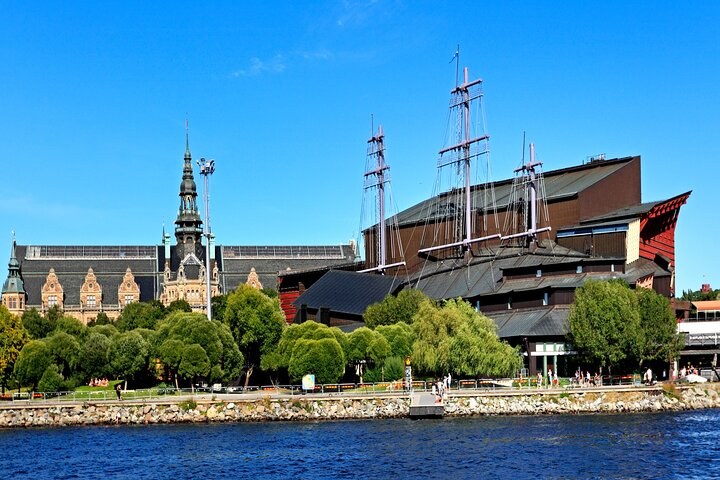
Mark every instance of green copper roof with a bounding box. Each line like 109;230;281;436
2;238;25;294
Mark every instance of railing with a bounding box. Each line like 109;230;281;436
0;375;675;404
684;333;720;346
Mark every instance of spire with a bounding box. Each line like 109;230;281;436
2;231;25;295
185;119;191;159
175;127;203;260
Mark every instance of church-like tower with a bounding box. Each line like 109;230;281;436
174;130;204;260
2;234;26;315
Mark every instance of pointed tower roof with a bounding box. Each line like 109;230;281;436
2;233;25;294
174;127;204;259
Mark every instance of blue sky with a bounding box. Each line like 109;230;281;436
1;1;717;294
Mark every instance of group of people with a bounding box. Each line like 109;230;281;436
88;378;109;387
573;369;601;387
431;374;452;401
536;368;559;388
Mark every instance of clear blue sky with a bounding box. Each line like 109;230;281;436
1;2;717;294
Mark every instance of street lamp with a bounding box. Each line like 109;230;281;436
196;157;215;321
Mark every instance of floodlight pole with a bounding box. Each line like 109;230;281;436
197;157;215;321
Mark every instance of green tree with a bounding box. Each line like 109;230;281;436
0;305;29;392
109;331;150;389
93;312;111;326
568;279;641;374
288;338;345;384
45;332;81;378
447;301;521;377
636;287;684;365
345;327;390;381
167;299;192;313
211;293;229;322
261;321;344;373
376;322;414;357
223;284;286;386
14;340;52;391
155;312;243;384
364;356;405;383
37;363;65;393
260;288;278;299
89;323;118;339
54;316;87;339
156;339;185;390
364;289;427;329
79;332;112;379
178;344;210;392
116;301;165;332
21;307;54;340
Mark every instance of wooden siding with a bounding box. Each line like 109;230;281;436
578;156;641;221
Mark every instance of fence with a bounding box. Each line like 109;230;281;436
0;374;665;404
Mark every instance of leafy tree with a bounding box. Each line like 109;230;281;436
79;332;112;379
211;293;229;322
364;289;427;329
93;312;111;326
116;301;165;332
167;299;192;313
447;301;521;377
223;284;286;386
14;340;52;391
364;356;405;383
0;305;29;392
636;287;684;365
288;338;345;384
178;344;210;392
45;332;81;378
155;312;242;384
260;288;278;299
261;321;344;373
54;316;87;339
345;327;390;380
109;331;150;389
568;279;641;374
22;307;54;340
37;363;65;393
156;339;185;390
376;322;414;358
89;323;118;339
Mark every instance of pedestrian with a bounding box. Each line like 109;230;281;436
447;373;452;390
547;368;553;389
536;372;542;389
115;383;122;401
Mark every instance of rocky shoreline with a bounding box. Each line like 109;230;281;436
0;385;718;428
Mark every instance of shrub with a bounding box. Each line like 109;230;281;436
37;364;65;393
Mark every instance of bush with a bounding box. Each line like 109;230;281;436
37;364;65;393
288;338;345;384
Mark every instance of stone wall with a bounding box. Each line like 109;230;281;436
1;385;718;429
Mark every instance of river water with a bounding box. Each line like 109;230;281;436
1;409;719;479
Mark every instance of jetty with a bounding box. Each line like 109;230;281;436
409;392;444;419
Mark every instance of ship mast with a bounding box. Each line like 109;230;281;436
359;125;406;273
419;66;500;258
501;143;551;244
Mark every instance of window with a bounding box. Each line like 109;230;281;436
124;295;134;305
536;269;542;278
87;295;96;307
48;295;58;307
8;298;17;309
610;264;615;272
543;292;549;306
475;300;481;312
507;296;512;310
576;265;583;274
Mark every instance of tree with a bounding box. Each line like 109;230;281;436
376;322;414;357
93;312;111;326
178;344;210;392
0;305;29;392
14;340;52;391
345;327;390;381
54;316;87;339
79;332;112;379
223;285;286;387
447;301;521;377
211;293;229;322
109;331;150;389
636;287;684;365
411;298;521;377
167;299;192;313
568;279;641;374
364;289;427;329
261;321;344;373
156;339;185;390
155;312;243;384
116;301;165;332
37;364;64;393
288;338;345;384
45;332;81;378
21;307;53;340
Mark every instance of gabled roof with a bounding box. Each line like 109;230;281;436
487;306;571;338
579;191;692;226
293;270;403;317
692;301;720;312
393;156;636;227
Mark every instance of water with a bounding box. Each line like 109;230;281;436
1;410;720;479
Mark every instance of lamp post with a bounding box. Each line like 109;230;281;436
197;157;215;321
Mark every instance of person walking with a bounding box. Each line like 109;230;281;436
115;383;122;401
547;368;553;389
537;372;543;389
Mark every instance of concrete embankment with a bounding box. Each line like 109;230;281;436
0;384;718;428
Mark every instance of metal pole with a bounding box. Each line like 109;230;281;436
197;158;215;321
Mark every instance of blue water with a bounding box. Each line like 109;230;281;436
1;410;719;479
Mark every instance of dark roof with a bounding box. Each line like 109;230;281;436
487;306;571;338
393;156;636;227
293;270;403;317
578;191;692;226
